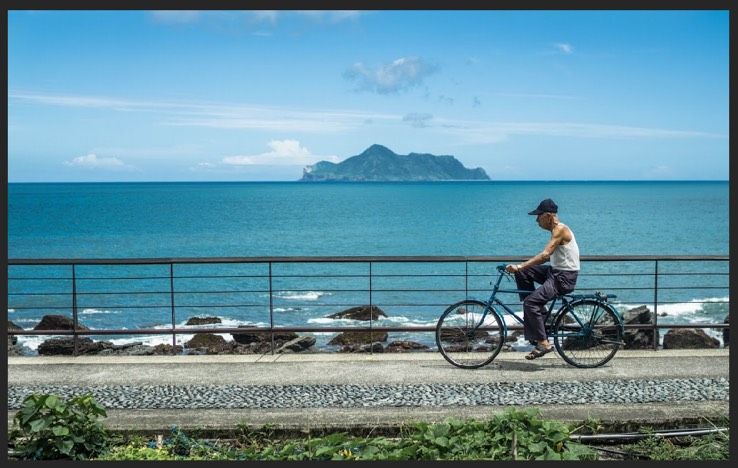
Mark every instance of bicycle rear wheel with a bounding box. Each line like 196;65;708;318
552;299;623;368
435;299;504;369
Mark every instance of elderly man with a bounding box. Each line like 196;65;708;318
506;198;580;360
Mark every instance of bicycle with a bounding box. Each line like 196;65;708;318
435;264;624;369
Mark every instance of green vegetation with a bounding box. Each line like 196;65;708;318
9;393;110;460
622;427;729;460
97;409;596;461
8;393;728;461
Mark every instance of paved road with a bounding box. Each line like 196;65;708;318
7;349;729;432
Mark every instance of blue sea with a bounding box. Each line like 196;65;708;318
7;181;730;352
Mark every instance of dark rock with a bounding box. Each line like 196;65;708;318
438;328;488;343
663;328;720;349
231;326;298;345
328;331;388;346
185;333;228;350
8;320;23;345
723;315;729;347
622;305;658;349
37;337;113;355
340;342;384;353
185;316;222;326
98;344;156;356
152;343;184;355
326;305;387;321
34;315;90;331
506;331;522;343
276;336;316;353
385;341;430;352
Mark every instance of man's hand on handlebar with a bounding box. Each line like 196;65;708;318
505;264;521;274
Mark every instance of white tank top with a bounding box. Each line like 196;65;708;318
551;225;580;271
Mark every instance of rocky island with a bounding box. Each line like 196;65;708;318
300;144;490;182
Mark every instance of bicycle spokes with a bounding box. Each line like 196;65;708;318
436;300;504;369
552;299;623;368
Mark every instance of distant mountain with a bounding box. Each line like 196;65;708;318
300;144;490;181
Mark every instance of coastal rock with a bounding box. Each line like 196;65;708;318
8;320;23;345
385;341;429;352
622;305;658;349
276;336;316;353
326;305;387;321
722;315;729;347
33;315;90;331
663;328;720;349
98;344;156;356
152;344;184;355
185;333;228;350
438;328;488;343
506;331;523;343
340;342;384;353
37;337;113;356
231;326;298;345
185;316;222;326
328;331;388;346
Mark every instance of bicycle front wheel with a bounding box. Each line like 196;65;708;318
435;299;505;369
552;299;623;368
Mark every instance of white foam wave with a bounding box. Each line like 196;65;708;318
274;307;303;313
79;308;119;315
8;309;15;313
275;291;331;301
614;296;729;318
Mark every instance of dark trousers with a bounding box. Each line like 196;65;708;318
514;265;579;342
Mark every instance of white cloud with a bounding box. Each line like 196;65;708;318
63;154;137;171
221;140;339;166
403;113;433;128
554;43;574;54
344;56;439;94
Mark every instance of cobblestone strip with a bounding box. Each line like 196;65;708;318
7;378;728;410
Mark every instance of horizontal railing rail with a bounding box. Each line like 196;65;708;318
7;255;729;355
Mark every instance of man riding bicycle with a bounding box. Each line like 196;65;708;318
505;198;580;360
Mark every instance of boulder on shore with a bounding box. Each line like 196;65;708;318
328;331;388;346
276;336;316;353
37;337;113;355
231;326;298;345
385;341;430;352
185;333;228;349
340;342;384;353
326;305;387;321
33;315;90;331
622;305;658;349
663;328;720;349
185;316;222;326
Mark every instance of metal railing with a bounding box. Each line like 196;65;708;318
7;255;729;355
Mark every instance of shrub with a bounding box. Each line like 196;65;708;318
9;393;109;460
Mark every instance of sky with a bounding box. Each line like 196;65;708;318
7;10;729;182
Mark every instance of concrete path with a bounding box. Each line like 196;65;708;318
7;349;729;432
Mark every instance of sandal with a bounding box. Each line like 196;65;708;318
525;345;554;360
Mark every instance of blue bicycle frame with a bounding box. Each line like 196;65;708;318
477;265;621;341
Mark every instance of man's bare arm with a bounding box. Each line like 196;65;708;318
507;226;566;272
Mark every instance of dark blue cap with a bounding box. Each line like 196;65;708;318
528;198;558;215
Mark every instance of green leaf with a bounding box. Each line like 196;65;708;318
45;395;61;409
52;426;70;436
434;436;449;448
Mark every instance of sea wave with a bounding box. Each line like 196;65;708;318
274;291;331;301
613;296;729;318
79;308;119;315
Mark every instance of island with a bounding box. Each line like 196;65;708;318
299;144;490;181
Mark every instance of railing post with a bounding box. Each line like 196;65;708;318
269;262;274;355
170;263;176;355
369;261;373;355
465;260;469;301
72;264;78;357
653;260;659;351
